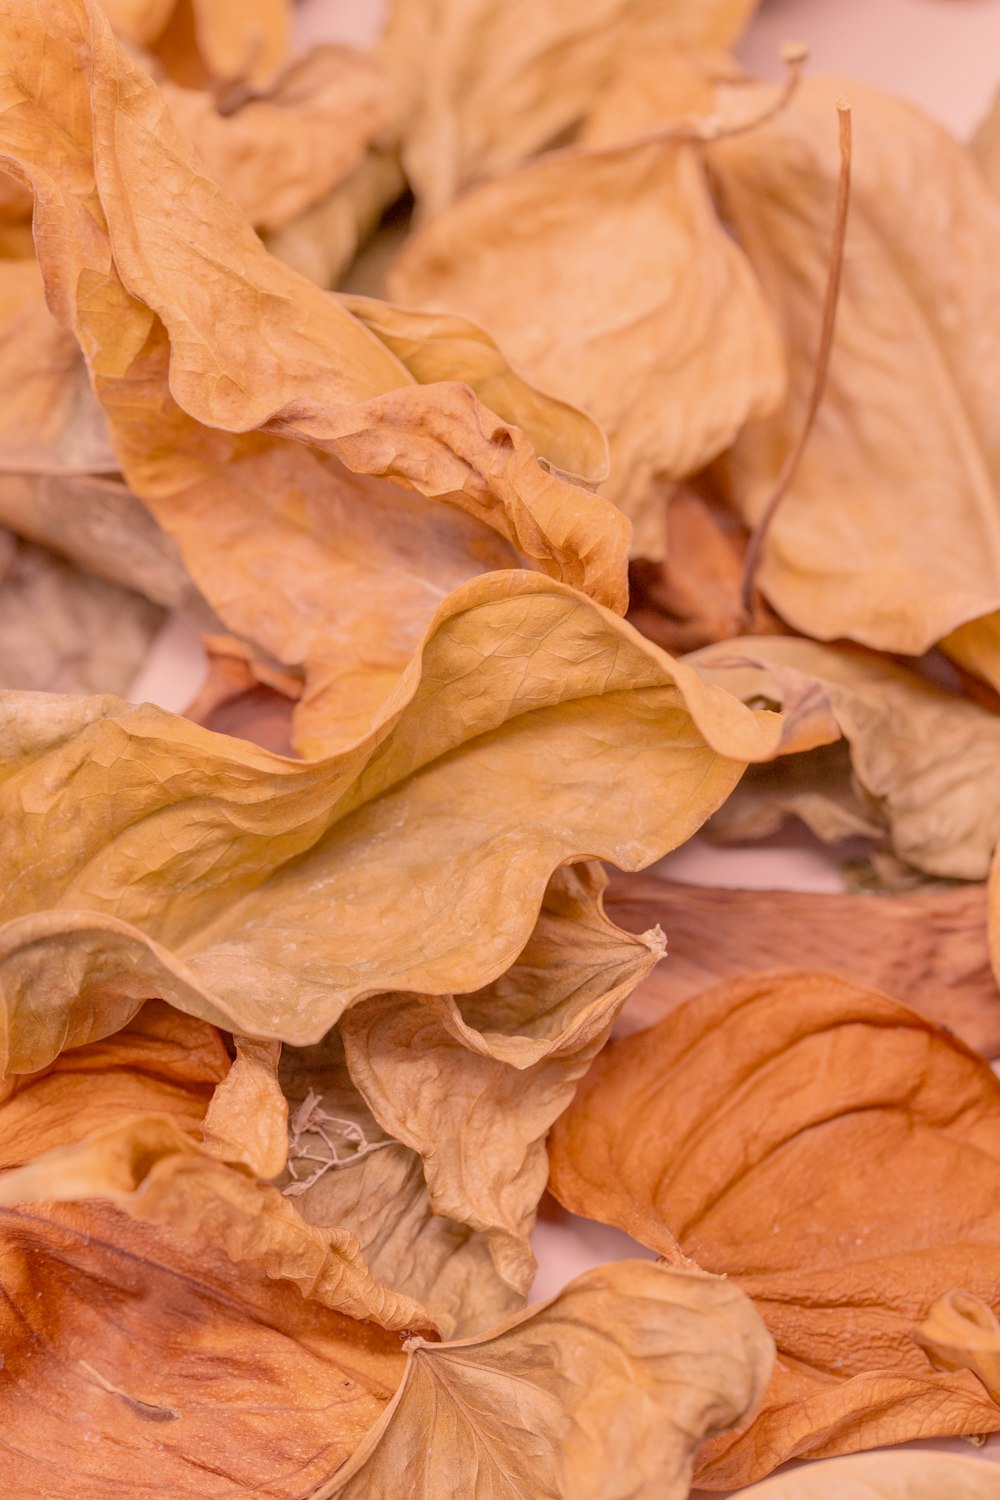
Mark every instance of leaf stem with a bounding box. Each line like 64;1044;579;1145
740;102;853;624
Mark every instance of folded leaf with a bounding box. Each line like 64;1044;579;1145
201;1035;288;1178
0;1198;405;1496
0;1112;436;1332
690;636;1000;880
0;0;631;749
710;77;1000;659
280;1028;519;1338
389;128;784;536
732;1452;1000;1499
0;999;228;1163
549;971;1000;1486
915;1290;1000;1401
0;570;779;1078
605;870;1000;1056
317;1260;774;1499
340;863;663;1322
338;293;609;484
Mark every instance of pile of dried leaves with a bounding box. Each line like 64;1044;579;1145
2;0;1000;1493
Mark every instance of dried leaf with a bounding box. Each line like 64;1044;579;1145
732;1452;1000;1499
710;78;1000;663
149;0;290;87
690;636;1000;880
318;1260;774;1500
0;0;633;746
0;1199;405;1495
0;527;163;695
338;293;609;483
972;87;1000;196
605;870;1000;1056
389;130;784;536
0;999;228;1162
340;863;663;1326
264;149;405;289
200;1034;288;1178
380;0;759;212
549;971;1000;1486
279;1030;517;1339
915;1290;1000;1401
160;46;388;232
0;570;779;1079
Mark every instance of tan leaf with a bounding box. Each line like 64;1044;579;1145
279;1029;519;1338
915;1290;1000;1402
160;46;388;232
731;1452;1000;1499
340;863;663;1323
0;570;780;1079
710;77;1000;661
690;635;1000;880
201;1035;288;1178
338;293;609;484
549;971;1000;1486
0;1112;436;1332
317;1260;774;1500
183;633;300;753
264;149;405;290
380;0;760;213
0;527;164;695
0;0;633;747
389;128;785;537
0;1198;405;1496
605;870;1000;1056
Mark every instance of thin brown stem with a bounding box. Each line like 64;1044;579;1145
740;102;853;625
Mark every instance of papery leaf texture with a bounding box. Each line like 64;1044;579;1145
0;570;779;1079
316;1260;773;1500
549;970;1000;1486
730;1451;1000;1499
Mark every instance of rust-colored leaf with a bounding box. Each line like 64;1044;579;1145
549;971;1000;1486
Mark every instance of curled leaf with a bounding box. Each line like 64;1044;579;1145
915;1290;1000;1402
389;128;784;537
317;1260;774;1499
549;971;1000;1485
0;572;778;1078
690;635;1000;880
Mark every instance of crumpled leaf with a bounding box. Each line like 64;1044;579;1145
0;570;780;1079
915;1290;1000;1402
0;1111;436;1331
0;0;633;748
160;45;388;232
379;0;760;213
338;293;609;484
279;1028;518;1339
690;636;1000;880
200;1034;288;1178
318;1259;774;1500
389;126;784;538
732;1452;1000;1499
549;970;1000;1486
0;1197;406;1496
710;77;1000;669
183;633;300;753
605;869;1000;1056
0;999;228;1161
339;862;663;1325
0;526;164;694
